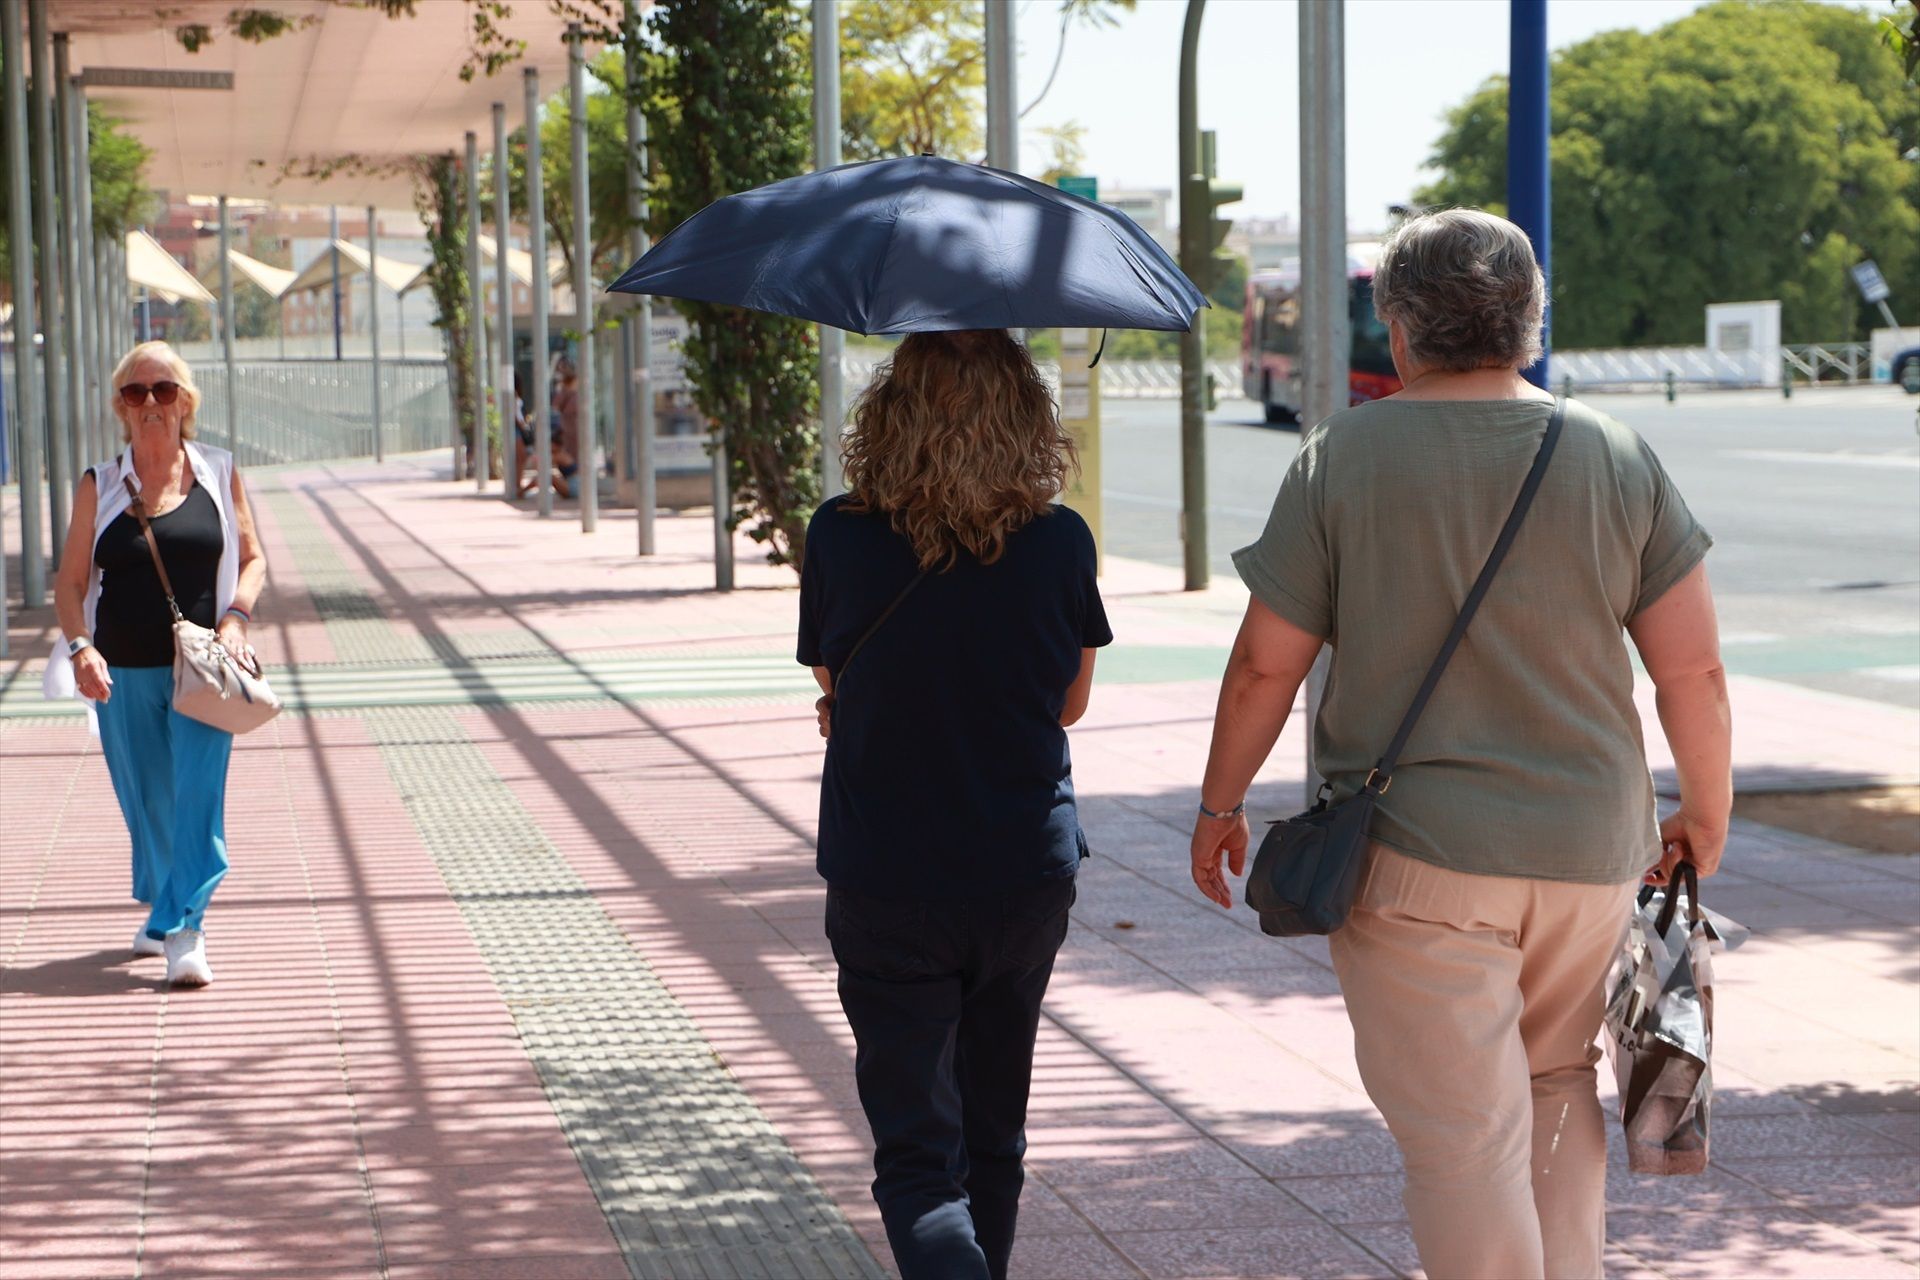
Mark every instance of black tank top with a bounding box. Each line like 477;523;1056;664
93;481;223;668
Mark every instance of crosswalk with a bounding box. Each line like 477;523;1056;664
0;651;817;719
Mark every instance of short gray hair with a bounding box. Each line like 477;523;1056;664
1371;209;1544;372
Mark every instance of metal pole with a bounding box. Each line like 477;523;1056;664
368;205;383;462
33;12;68;565
1177;0;1206;591
3;0;44;606
1508;0;1550;387
69;77;99;469
712;419;734;592
984;0;1017;170
525;67;553;517
813;0;845;499
55;35;81;482
218;195;238;460
568;24;597;532
1300;0;1348;803
465;130;489;492
625;0;655;552
328;204;343;360
492;102;513;501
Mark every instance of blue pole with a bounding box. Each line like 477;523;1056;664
1508;0;1550;387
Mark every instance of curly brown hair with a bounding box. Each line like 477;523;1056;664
841;330;1079;572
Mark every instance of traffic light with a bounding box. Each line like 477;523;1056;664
1184;130;1241;297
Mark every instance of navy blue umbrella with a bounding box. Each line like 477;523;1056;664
607;155;1208;336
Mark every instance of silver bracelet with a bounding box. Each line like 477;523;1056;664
1198;799;1245;821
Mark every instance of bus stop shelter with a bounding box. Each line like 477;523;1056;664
4;0;599;617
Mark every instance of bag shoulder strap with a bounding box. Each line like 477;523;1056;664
1368;396;1567;791
833;569;928;688
121;475;185;622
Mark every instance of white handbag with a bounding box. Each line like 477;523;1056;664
122;477;281;735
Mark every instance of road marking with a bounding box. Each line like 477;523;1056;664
1859;665;1920;684
1727;449;1920;471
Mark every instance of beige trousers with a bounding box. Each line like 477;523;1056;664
1328;844;1636;1280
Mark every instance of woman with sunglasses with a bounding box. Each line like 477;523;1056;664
47;341;268;989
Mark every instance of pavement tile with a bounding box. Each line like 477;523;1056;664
1710;1114;1914;1159
1271;1174;1407;1226
1058;1177;1321;1233
1607;1205;1919;1278
1805;1203;1920;1264
1217;1124;1405;1179
385;1254;631;1280
1006;1230;1146;1279
1106;1223;1391;1279
1718;1154;1920;1206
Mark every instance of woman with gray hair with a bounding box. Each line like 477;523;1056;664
1187;209;1730;1277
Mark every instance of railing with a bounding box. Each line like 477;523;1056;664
843;353;1246;400
1782;342;1871;384
1547;346;1779;390
193;359;452;468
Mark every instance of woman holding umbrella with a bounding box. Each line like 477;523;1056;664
798;329;1109;1280
609;154;1206;1280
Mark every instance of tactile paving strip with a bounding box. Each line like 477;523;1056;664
367;705;885;1280
258;480;883;1278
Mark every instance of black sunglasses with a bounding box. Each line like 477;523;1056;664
119;380;181;407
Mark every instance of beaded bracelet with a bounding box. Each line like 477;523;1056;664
223;605;252;624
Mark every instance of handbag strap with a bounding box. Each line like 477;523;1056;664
1368;396;1567;791
121;475;186;623
832;569;928;689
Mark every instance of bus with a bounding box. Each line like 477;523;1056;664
1242;243;1401;424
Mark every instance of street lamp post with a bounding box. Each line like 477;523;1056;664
219;195;239;461
1299;0;1349;802
1176;0;1206;592
813;0;845;499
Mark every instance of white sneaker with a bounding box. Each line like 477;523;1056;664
164;928;213;988
133;926;165;958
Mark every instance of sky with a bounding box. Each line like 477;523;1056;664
1010;0;1858;230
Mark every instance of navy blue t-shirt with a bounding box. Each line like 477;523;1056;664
798;497;1113;901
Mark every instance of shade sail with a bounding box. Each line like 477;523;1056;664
215;248;298;299
476;234;568;290
283;240;428;297
125;229;215;304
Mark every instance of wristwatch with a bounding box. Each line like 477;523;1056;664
66;635;93;657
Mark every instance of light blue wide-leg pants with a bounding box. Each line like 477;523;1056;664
95;666;233;941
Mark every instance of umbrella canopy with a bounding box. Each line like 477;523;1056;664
608;155;1207;335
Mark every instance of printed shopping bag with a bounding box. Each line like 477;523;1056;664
1603;861;1748;1175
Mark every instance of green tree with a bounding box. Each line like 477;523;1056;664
648;0;819;570
415;152;490;475
0;91;155;299
1417;1;1919;346
840;0;985;161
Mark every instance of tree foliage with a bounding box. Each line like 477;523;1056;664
647;0;819;570
0;85;155;299
1417;1;1920;347
839;0;985;161
415;153;488;473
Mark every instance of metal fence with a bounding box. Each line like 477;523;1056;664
842;353;1246;400
1783;342;1871;384
1547;346;1778;390
193;359;452;468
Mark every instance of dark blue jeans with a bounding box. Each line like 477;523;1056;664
826;878;1076;1280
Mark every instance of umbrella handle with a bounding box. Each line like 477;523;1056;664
1088;328;1109;368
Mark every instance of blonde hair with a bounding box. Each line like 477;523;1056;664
842;330;1078;571
110;341;202;441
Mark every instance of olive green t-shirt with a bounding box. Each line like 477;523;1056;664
1232;397;1711;885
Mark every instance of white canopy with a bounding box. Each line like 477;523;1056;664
283;240;428;297
476;233;569;290
41;2;596;207
214;248;298;299
125;229;216;304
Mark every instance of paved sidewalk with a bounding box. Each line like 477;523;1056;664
3;454;1915;1280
